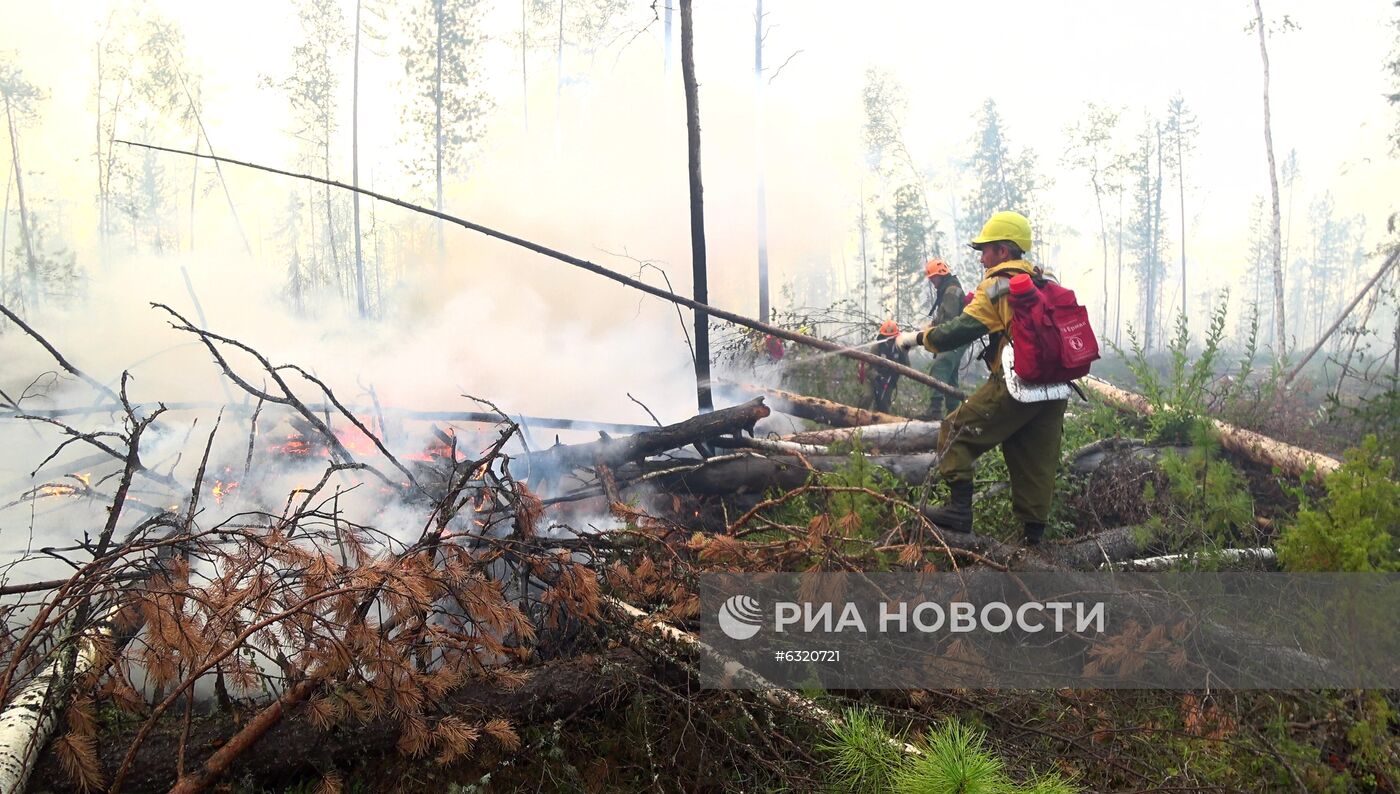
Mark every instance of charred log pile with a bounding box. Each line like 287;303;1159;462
0;301;1359;793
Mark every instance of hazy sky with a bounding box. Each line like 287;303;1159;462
2;0;1397;335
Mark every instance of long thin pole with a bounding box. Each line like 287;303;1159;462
679;0;712;412
116;140;965;400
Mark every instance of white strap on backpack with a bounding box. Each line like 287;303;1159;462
1001;343;1072;403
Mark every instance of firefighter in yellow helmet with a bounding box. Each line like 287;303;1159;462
920;257;968;420
895;211;1065;546
857;319;910;414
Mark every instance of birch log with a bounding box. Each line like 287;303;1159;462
0;620;110;794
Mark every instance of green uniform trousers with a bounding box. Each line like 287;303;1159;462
927;348;965;418
936;374;1067;524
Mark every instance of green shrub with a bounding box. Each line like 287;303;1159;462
820;712;1080;793
1119;297;1229;444
1155;425;1255;549
1278;435;1400;572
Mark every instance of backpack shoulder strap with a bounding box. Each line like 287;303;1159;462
984;276;1013;301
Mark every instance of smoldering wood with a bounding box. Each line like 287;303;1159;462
521;397;771;483
721;382;907;428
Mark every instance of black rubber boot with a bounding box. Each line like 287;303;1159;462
924;481;974;534
1023;522;1046;547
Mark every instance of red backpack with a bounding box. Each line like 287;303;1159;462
1005;272;1100;383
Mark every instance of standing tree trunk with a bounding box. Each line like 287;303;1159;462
1253;0;1285;354
4;94;38;312
1115;187;1124;346
95;45;105;264
520;0;529;130
1150;123;1164;349
188;129;200;251
351;0;368;317
1176;134;1186;320
754;0;769;323
679;0;712;413
555;0;564;149
323;119;341;303
860;178;869;319
1091;170;1108;333
664;0;673;74
434;0;445;262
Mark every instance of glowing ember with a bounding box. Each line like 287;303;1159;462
211;480;239;505
273;432;314;457
38;484;78;498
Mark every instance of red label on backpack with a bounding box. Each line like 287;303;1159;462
1007;279;1100;384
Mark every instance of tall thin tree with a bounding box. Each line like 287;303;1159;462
351;0;368;317
1064;103;1118;331
1163;93;1197;319
404;0;490;263
679;0;711;412
1252;0;1286;354
0;66;39;311
754;0;769;323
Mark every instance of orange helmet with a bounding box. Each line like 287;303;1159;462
924;258;951;278
878;319;900;337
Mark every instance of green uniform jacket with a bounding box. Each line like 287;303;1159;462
916;260;1037;375
929;277;965;326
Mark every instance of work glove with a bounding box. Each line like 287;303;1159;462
895;330;921;351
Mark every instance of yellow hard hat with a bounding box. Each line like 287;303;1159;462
969;211;1032;254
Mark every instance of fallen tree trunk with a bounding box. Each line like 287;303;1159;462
1110;548;1278;572
0;601;124;794
720;383;906;428
523;398;771;482
908;523;1158;572
31;650;648;794
785;420;942;453
1285;246;1398;384
636;451;938;495
1079;377;1340;480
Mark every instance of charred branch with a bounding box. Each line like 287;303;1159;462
522;397;771;484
